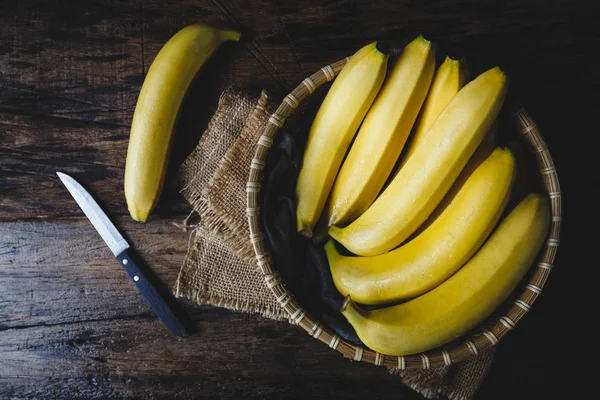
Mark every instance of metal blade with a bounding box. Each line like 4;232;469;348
57;172;129;256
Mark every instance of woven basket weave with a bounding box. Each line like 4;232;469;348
246;57;561;369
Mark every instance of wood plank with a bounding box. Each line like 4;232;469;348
141;0;306;91
0;0;145;220
0;313;422;399
0;215;189;328
0;0;142;121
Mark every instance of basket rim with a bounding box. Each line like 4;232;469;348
245;56;561;370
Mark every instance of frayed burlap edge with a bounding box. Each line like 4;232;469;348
201;91;271;263
173;273;288;321
173;226;288;322
174;88;287;322
178;87;256;229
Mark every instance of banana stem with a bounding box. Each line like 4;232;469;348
340;295;369;325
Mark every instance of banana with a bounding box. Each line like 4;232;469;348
341;193;550;355
327;147;515;304
397;56;468;171
326;36;435;227
408;121;498;237
296;42;389;237
329;67;508;256
125;24;240;222
296;42;388;237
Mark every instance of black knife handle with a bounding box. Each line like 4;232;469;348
117;249;189;336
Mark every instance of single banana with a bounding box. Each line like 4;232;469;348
125;24;240;222
397;56;468;171
408;121;498;237
327;147;515;304
296;42;389;237
326;36;435;227
329;67;508;256
341;193;550;355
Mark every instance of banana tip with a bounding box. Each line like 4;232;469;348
375;41;390;55
340;295;351;312
227;30;242;42
130;215;148;223
447;52;465;62
127;205;148;223
418;33;433;43
298;228;313;239
130;215;147;223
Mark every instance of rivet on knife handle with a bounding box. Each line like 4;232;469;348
117;249;189;337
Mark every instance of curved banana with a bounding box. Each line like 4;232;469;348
327;147;515;304
329;67;508;256
296;42;389;237
125;24;241;222
341;193;550;355
398;56;468;171
409;121;498;237
326;36;435;227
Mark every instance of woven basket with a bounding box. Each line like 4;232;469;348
246;56;561;369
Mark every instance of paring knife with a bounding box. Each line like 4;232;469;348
57;172;188;336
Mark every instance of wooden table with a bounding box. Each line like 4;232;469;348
1;1;593;398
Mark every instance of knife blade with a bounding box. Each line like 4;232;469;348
57;172;188;336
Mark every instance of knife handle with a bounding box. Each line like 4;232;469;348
117;249;189;336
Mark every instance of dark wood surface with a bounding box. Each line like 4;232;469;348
0;0;595;398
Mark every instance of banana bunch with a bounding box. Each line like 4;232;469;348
329;66;507;255
296;36;550;355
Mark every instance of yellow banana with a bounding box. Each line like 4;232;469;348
329;67;508;256
125;24;240;222
341;193;550;355
409;121;498;237
326;36;435;227
327;147;515;304
296;42;389;237
398;56;468;170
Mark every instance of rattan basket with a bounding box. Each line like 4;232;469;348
246;56;561;370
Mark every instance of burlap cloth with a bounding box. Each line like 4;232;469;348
173;88;495;400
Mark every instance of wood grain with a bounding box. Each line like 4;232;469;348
0;313;422;399
0;216;188;329
0;0;595;398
